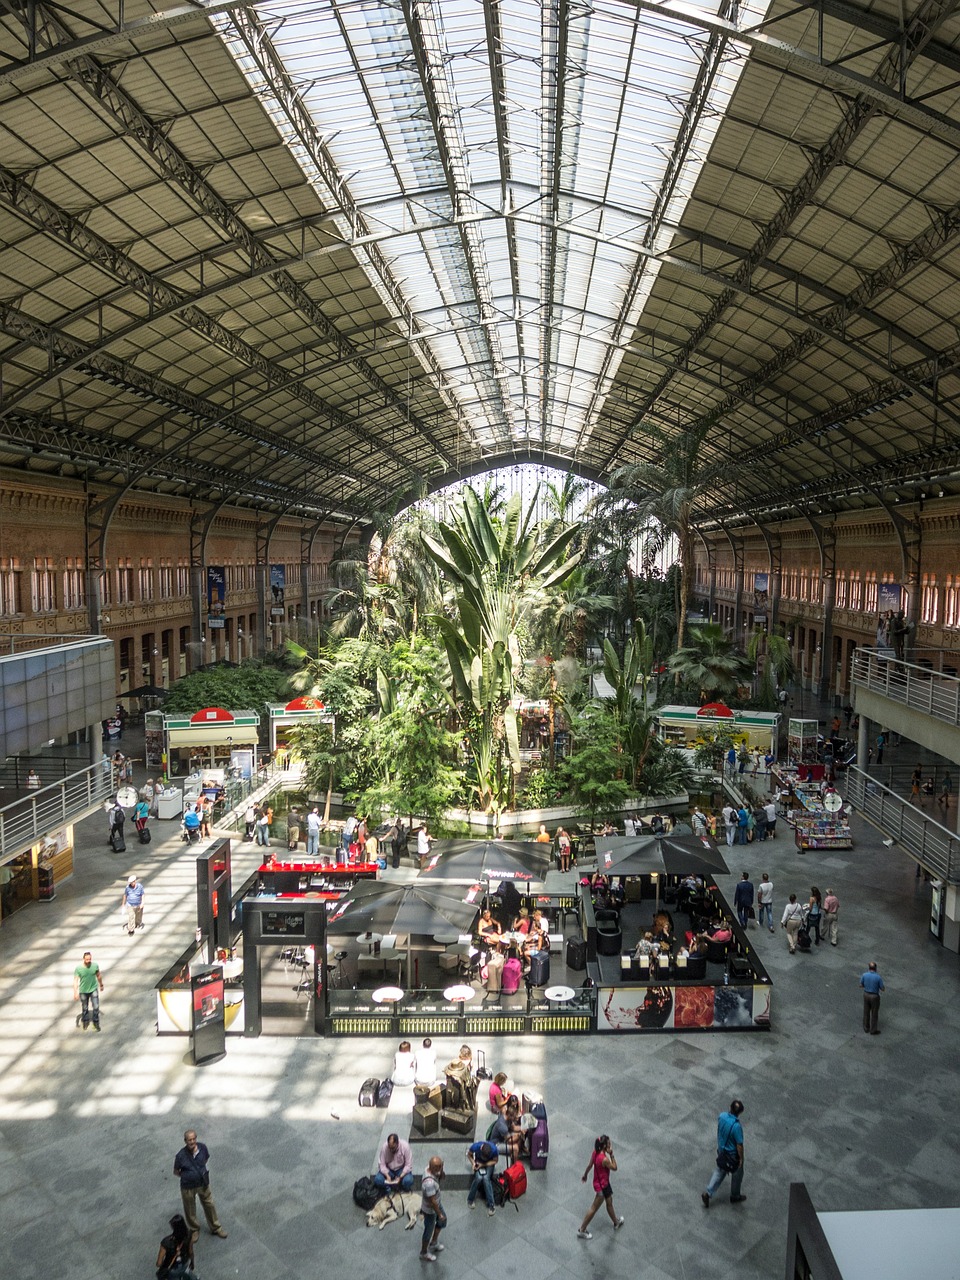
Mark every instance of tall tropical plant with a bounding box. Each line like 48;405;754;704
422;484;580;820
668;623;753;700
592;423;712;650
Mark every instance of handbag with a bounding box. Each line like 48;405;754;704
717;1147;739;1172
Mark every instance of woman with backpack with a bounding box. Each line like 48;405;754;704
155;1214;197;1279
577;1134;624;1239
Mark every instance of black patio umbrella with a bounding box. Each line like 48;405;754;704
120;684;167;698
327;880;480;987
594;834;730;912
420;839;552;882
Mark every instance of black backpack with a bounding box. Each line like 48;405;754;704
353;1176;381;1211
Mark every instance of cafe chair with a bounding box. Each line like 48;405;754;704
704;938;729;965
596;915;622;956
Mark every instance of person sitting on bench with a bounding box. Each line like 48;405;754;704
375;1133;414;1193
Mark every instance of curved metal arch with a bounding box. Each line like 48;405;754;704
6;205;952;454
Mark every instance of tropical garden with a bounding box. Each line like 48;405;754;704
168;469;792;829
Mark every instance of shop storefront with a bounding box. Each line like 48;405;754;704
656;704;780;754
147;706;260;778
267;696;335;762
0;824;75;921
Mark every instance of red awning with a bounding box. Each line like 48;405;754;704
697;702;734;718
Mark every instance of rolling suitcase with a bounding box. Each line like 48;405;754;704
474;1048;492;1081
566;936;586;970
110;828;126;853
358;1077;381;1107
503;1160;527;1200
138;826;151;845
527;951;550;987
529;1099;549;1169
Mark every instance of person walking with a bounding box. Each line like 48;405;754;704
577;1134;624;1239
781;894;804;953
254;805;269;847
173;1129;228;1242
733;872;754;928
860;961;885;1034
806;886;823;945
466;1139;498;1215
938;771;953;810
243;803;256;841
876;732;885;765
701;1099;746;1207
756;873;774;932
822;888;840;945
73;950;104;1032
418;1154;446;1262
722;803;736;848
121;874;145;935
155;1213;198;1279
306;806;322;856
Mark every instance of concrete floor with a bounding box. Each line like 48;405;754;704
1;735;958;1280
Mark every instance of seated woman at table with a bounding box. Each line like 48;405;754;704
633;932;659;959
478;909;502;938
511;908;531;934
392;1040;417;1086
652;912;674;949
691;918;732;952
501;945;523;995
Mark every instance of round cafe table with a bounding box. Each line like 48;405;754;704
357;931;383;954
443;983;477;1004
371;985;404;1005
544;984;576;1009
433;929;459;945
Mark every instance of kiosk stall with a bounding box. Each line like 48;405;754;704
656;704;780;755
267;696;335;762
155;706;260;778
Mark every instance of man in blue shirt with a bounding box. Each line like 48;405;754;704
121;875;145;936
860;961;885;1034
466;1139;498;1214
701;1099;745;1207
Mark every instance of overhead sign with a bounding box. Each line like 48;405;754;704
190;707;235;724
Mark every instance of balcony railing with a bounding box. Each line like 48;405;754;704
0;761;113;864
845;766;960;883
851;650;960;729
0;631;104;656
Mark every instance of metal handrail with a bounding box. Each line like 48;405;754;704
0;762;114;863
0;632;104;656
851;650;960;730
845;766;960;883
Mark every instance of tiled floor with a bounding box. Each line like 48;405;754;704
1;728;958;1280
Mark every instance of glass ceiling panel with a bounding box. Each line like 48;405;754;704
216;0;772;459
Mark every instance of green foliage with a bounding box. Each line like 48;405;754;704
160;659;293;723
668;623;753;699
422;483;581;819
693;727;737;771
518;766;564;810
560;704;631;827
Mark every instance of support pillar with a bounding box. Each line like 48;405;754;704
857;713;869;770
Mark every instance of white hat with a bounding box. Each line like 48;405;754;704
128;875;137;884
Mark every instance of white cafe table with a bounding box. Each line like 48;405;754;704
543;984;576;1009
443;984;477;1006
371;985;404;1005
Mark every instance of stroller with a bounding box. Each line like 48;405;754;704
180;813;202;843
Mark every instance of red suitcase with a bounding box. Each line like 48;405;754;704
504;1160;527;1200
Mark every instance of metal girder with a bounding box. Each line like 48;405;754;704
579;0;737;435
624;0;960;146
399;0;515;448
0;302;389;491
0;0;248;85
20;0;453;472
537;0;568;454
221;4;458;465
629;157;960;455
483;0;529;447
0;408;366;520
0;167;420;478
779;0;960;80
600;0;956;468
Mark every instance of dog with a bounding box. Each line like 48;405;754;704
365;1190;420;1231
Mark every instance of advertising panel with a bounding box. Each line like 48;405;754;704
206;566;226;629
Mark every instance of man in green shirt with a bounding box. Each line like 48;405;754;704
73;951;104;1031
